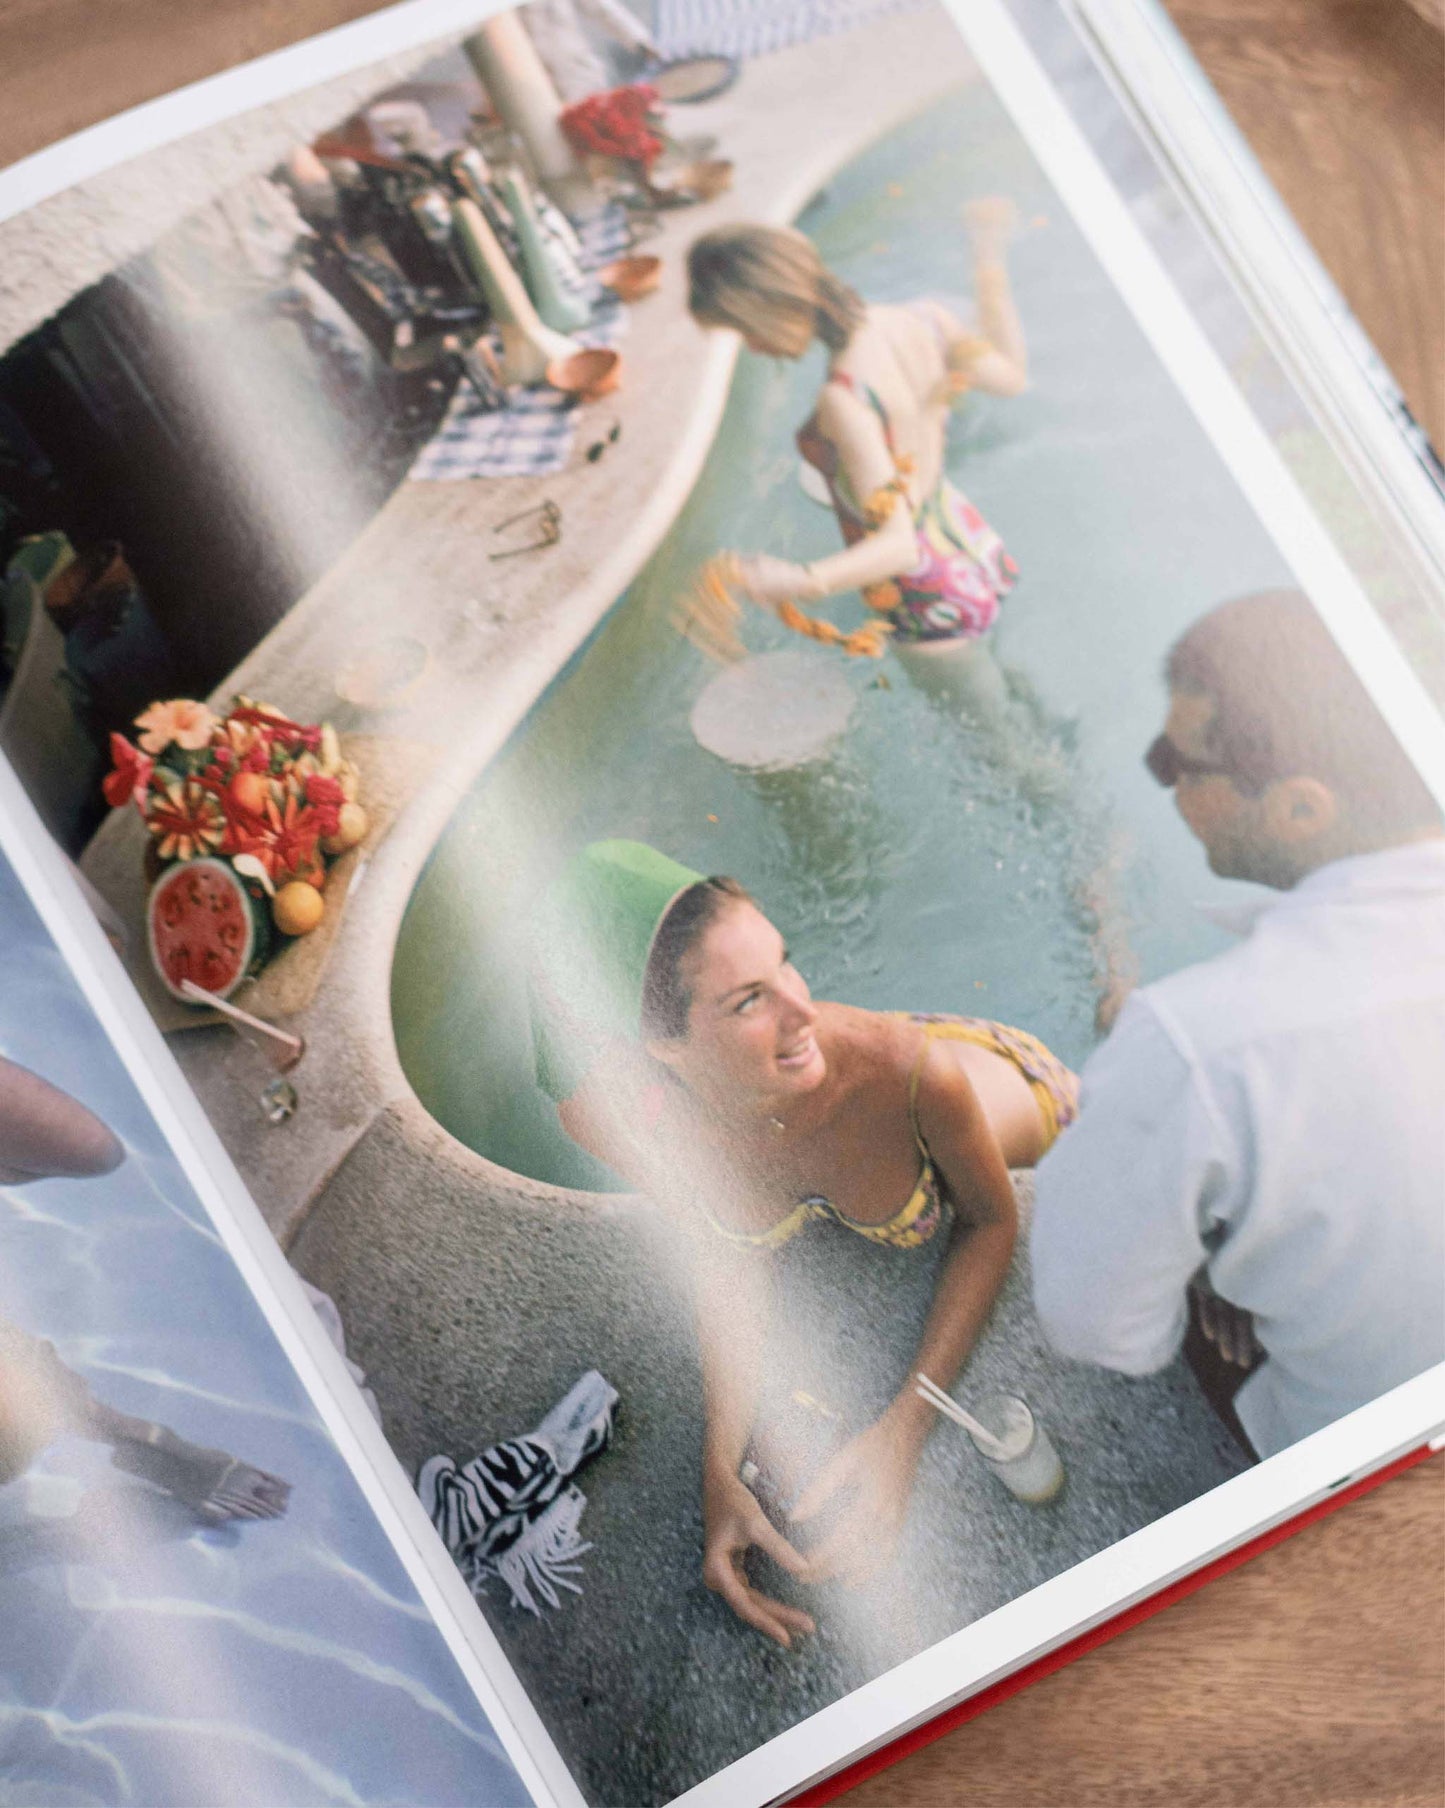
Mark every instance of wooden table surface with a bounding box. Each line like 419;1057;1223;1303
1;3;1441;1804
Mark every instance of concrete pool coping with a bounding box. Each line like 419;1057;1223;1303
81;8;981;1247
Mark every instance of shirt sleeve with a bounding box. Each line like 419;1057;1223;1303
1029;994;1232;1375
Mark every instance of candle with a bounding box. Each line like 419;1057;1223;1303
463;11;589;210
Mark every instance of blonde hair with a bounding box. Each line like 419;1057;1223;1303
687;224;864;352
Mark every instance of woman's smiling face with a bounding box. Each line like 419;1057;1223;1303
651;899;825;1107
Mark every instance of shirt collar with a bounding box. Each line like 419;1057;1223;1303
1196;837;1445;938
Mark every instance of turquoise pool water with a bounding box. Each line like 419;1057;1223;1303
393;84;1293;1189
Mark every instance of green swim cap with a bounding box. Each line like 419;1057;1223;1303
531;839;705;1102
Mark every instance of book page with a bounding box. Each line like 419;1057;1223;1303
0;812;546;1806
1;3;1441;1804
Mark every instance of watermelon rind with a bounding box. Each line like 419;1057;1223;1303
146;856;272;1003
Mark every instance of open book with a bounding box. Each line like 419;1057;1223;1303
1;3;1441;1803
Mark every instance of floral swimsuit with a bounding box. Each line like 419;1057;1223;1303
796;367;1018;645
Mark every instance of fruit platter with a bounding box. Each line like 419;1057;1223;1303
103;696;370;1006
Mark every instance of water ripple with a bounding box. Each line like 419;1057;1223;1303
63;1575;501;1753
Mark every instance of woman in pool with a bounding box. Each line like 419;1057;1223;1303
532;841;1077;1647
686;201;1028;712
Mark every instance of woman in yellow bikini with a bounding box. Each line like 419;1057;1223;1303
532;840;1077;1649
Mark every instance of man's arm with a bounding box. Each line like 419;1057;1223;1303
1030;996;1231;1374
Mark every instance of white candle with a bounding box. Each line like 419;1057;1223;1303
463;10;589;209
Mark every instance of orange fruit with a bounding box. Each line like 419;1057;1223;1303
229;770;269;815
272;880;325;936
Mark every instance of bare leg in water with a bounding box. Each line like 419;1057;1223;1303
894;639;1139;1034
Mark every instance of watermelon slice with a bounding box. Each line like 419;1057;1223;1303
147;857;271;1003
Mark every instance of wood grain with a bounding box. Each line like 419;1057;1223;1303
0;3;1441;1805
1165;0;1444;450
845;1460;1445;1808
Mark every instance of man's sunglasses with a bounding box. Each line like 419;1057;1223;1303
1145;733;1235;789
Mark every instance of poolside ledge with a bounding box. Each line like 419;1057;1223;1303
83;9;979;1244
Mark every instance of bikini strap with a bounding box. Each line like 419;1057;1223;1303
825;369;895;448
906;1024;937;1151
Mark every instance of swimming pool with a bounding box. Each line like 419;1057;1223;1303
392;83;1294;1188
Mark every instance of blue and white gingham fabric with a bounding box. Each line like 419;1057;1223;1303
655;0;928;58
410;204;634;482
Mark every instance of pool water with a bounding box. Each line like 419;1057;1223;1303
393;84;1292;1189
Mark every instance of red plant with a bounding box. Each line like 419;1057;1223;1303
102;735;154;810
560;84;663;170
303;773;345;839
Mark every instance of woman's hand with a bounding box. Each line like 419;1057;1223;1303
734;554;821;612
702;1466;817;1648
788;1399;927;1588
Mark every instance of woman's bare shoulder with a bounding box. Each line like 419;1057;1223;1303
818;1003;920;1088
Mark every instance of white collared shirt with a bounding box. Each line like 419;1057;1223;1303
1031;839;1445;1457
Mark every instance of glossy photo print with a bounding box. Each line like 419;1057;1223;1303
0;846;533;1808
0;2;1441;1806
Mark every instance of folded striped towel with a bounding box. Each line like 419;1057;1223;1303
417;1370;619;1614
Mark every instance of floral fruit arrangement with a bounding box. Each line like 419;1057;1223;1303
104;697;369;1002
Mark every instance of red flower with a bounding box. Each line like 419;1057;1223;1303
304;773;345;839
560;84;663;169
102;735;154;812
220;822;276;875
268;793;324;884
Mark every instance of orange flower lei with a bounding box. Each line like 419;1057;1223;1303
775;600;893;660
675;552;895;663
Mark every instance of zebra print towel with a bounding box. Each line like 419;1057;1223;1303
417;1370;619;1614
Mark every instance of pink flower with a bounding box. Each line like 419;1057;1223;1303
102;735;154;811
134;698;218;755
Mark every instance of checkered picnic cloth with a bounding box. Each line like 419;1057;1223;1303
409;204;634;482
655;0;929;58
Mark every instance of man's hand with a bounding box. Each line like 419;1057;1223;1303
702;1468;816;1648
788;1403;924;1589
1191;1277;1263;1368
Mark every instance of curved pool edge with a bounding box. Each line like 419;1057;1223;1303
85;10;981;1247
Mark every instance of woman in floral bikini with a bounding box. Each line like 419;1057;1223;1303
686;198;1028;713
687;209;1141;1033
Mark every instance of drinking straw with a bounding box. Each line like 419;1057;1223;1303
914;1371;1009;1458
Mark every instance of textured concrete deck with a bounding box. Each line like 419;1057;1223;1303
290;1129;1244;1806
